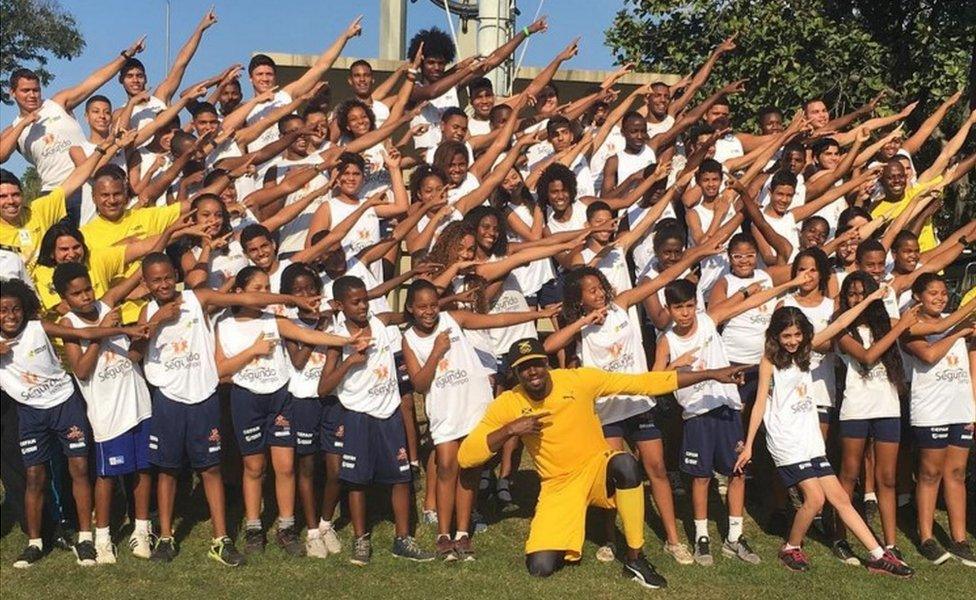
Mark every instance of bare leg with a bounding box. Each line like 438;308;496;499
872;441;899;547
156;469;177;538
821;475;883;552
835;436;867;540
348;487;367;537
199;465;228;538
602;437;626;545
297;454;318;530
24;465;47;539
424;450;437;512
915;448;944;542
435;441;460;537
943;445;970;542
391;482;411;538
94;478;114;529
241;453;266;522
132;471;152;520
637;439;681;545
691;477;710;520
67;456;92;531
399;393;420;464
320;453;341;522
269;446;296;520
788;479;826;547
726;473;745;518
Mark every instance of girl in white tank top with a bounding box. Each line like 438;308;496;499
710;235;776;366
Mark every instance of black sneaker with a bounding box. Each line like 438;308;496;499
918;538;951;565
275;525;304;557
73;540;97;566
863;499;879;522
52;523;77;552
392;536;435;562
350;534;371;566
622;553;668;589
694;535;713;566
779;546;810;572
886;545;906;563
243;528;266;555
13;544;44;568
150;537;177;563
831;540;860;566
209;536;246;567
866;549;914;578
947;540;976;567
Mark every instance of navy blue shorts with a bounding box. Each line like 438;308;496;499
535;276;563;308
336;406;411;486
149;390;222;470
394;351;414;395
732;362;759;405
776;456;834;488
913;424;975;449
680;405;745;478
292;397;325;456
95;419;151;477
230;385;294;455
17;392;91;468
839;417;900;443
602;407;662;443
321;396;343;454
817;406;837;425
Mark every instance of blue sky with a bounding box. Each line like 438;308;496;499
2;0;625;175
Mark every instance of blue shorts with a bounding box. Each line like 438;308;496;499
95;419;151;477
17;392;91;468
394;351;414;395
839;417;900;443
336;406;411;486
292;397;325;456
913;424;975;449
817;406;837;425
776;456;834;488
230;384;294;455
732;362;759;405
321;396;343;454
602;407;662;443
680;405;745;478
149;390;222;470
535;276;563;308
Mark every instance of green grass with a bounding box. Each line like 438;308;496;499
1;467;973;600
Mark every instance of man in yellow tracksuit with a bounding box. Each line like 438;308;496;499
458;338;746;589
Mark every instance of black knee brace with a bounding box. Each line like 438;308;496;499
607;452;643;491
525;550;563;577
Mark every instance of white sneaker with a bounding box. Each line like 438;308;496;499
306;535;329;559
95;539;116;565
422;509;438;525
664;541;694;565
128;531;153;559
596;543;616;563
319;523;342;555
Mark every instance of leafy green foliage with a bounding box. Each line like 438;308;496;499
0;0;85;104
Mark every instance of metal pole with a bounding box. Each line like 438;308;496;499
164;0;171;70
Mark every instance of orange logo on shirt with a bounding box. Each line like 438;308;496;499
208;428;221;443
373;364;390;379
797;383;808;399
436;358;449;374
66;425;85;441
170;339;188;354
21;372;40;386
356;229;370;241
608;342;623;359
42;133;55;146
308;352;326;365
947;354;959;367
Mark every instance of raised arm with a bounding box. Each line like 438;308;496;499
837;307;919;365
512;38;578;103
0;112;38;163
153;9;217;104
616;240;718;309
669;35;736;116
53;36;146;111
283;17;363;98
918;111;976;184
132;84;208;147
901;91;963;156
709;271;809;326
792;167;879;223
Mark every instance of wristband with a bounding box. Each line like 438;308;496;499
407;67;420;75
741;288;751;299
523;27;532;37
121;50;133;59
95;146;108;155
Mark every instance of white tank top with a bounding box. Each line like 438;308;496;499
0;320;75;409
758;172;807;213
506;203;554;296
765;211;800;261
579;245;640;329
403;312;494;444
133;147;173;207
245;90;293;152
270;155;330;254
581;303;655;424
446;172;480;206
720;270;776;364
713;133;744;165
664;314;741;418
128;95;168;142
487;271;537;357
333;315;400;418
690;202;734;296
909;329;975;427
638;260;705;319
369;99;391;128
546;201;588;234
646;115;675;139
286;317;331;399
627;201;677;275
63;303;151;441
13;99;86;190
781;295;837;407
191;240;249;290
838;325;901;420
764;364;825;466
327;195;381;281
216;310;290;394
144;290;218;403
410;83;459;149
615;145;656;186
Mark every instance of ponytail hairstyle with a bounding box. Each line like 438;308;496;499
403;278;440;323
838;271;907;393
764;306;813;370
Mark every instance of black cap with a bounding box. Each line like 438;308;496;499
507;338;548;370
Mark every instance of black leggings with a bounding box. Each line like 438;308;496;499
525;453;643;577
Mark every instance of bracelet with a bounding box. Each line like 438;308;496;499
95;146;107;155
523;27;532;37
407;67;420;76
741;288;751;299
121;50;132;59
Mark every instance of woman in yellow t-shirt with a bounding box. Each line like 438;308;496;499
31;220;193;319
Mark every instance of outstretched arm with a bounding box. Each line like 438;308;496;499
669;34;736;116
918;111;976;184
901;91;963;156
153;9;217;104
283;17;363;98
53;36;146;111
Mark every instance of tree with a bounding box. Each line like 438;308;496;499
1;0;85;104
607;0;976;223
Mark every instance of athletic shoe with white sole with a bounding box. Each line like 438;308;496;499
831;539;860;565
129;530;154;559
319;522;342;554
947;540;976;567
95;539;117;565
454;534;476;562
74;540;97;566
694;536;714;566
663;541;694;565
596;543;616;563
865;550;914;578
722;537;761;564
779;546;810;572
392;536;435;562
13;544;43;569
306;535;329;559
350;534;372;566
622;553;668;589
209;536;245;567
918;538;951;565
150;537;177;563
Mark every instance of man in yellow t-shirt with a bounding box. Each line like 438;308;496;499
869;160;941;251
458;338;745;588
80;167;184;322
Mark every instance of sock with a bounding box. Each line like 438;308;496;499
78;531;93;543
278;516;295;529
614;485;646;551
134;519;150;535
454;531;469;541
885;543;895;550
213;536;226;544
694;519;709;541
245;519;262;531
728;516;744;543
783;543;801;551
864;492;877;502
307;528;321;540
28;538;43;551
437;533;450;541
319;519;333;531
95;527;111;543
868;546;884;560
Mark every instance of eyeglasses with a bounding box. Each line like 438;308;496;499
730;253;756;261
